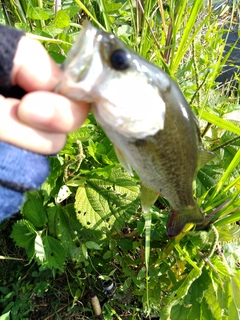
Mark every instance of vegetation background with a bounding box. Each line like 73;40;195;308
0;0;240;319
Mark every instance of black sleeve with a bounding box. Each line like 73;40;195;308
0;24;26;98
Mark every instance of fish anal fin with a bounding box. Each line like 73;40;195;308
199;146;215;168
140;182;159;213
167;203;204;238
113;145;133;176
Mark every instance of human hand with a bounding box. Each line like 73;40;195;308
0;36;90;154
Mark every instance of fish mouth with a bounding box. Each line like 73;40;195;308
55;21;99;100
63;21;97;82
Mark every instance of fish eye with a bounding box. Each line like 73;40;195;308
110;49;130;71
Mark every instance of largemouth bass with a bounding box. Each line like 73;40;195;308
57;21;214;237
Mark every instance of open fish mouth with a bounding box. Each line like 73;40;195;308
55;21;98;100
64;22;96;81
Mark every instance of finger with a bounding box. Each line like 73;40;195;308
17;91;90;133
11;36;62;91
0;97;66;154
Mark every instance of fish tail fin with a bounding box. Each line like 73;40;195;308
167;203;204;238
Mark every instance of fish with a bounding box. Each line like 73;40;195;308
57;21;214;238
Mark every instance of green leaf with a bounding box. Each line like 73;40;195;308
48;51;65;64
85;241;101;250
196;165;221;197
41;156;63;201
230;271;240;319
21;192;47;228
171;303;190;320
86;137;115;165
103;250;112;259
27;7;53;20
204;268;240;320
117;24;132;38
223;242;240;270
42;25;64;37
0;311;10;320
105;0;122;13
218;224;240;243
88;140;100;163
41;236;66;271
81;243;88;260
171;269;210;320
210;256;232;277
53;10;70;28
74;167;139;240
47;206;76;255
117;238;133;251
11;220;36;259
57;33;73;54
123;277;132;292
174;244;200;271
63;124;98;151
64;6;81;18
161;262;204;318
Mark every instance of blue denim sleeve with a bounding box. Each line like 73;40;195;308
0;142;50;221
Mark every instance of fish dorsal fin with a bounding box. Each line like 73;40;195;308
198;146;215;168
113;145;133;176
140;182;159;213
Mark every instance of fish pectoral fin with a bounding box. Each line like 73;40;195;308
140;182;159;212
113;145;133;176
199;146;215;167
166;203;204;238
